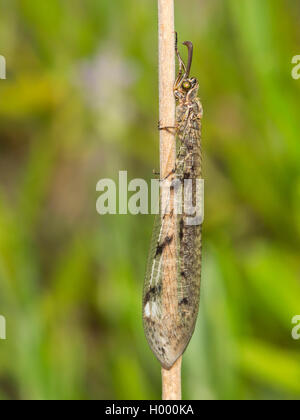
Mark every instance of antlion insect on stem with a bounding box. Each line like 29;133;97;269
143;0;203;401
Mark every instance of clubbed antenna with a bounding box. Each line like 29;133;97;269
182;41;193;77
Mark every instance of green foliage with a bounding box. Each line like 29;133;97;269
0;0;299;400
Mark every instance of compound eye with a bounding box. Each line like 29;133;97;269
182;81;191;91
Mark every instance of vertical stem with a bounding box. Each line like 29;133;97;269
162;356;182;400
158;0;175;181
158;0;181;401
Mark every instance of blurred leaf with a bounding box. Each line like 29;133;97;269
240;339;300;396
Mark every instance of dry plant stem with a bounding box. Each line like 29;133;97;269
158;0;181;401
162;357;182;400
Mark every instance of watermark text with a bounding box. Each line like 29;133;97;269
292;315;300;340
0;316;6;340
291;55;300;80
96;171;204;226
0;55;6;79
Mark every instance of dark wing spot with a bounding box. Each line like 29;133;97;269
144;285;161;305
155;244;163;257
179;297;189;305
165;235;174;245
144;290;151;304
155;235;174;257
179;219;184;240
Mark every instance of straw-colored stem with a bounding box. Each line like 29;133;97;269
158;0;181;401
162;357;182;400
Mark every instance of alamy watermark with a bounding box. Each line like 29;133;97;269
291;55;300;80
96;171;204;226
0;315;6;340
0;55;6;79
291;315;300;340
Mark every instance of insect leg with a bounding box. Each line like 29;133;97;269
158;121;177;134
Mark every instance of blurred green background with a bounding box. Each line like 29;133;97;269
0;0;300;400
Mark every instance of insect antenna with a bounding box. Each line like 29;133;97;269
182;41;193;77
175;33;187;77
